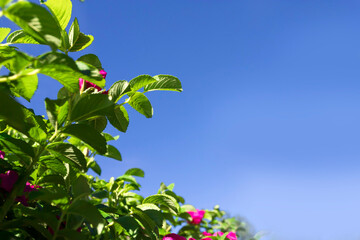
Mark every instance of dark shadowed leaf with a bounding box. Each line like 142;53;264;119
61;124;107;154
0;133;34;157
0;90;26;132
47;143;86;170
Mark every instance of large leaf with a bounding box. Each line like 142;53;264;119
0;133;34;158
144;75;182;92
72;175;91;198
0;0;11;8
35;52;104;92
61;123;107;154
45;98;68;128
143;194;179;215
129;75;157;91
10;69;38;101
69;32;94;52
44;0;72;30
103;145;122;161
6;30;40;45
0;91;26;132
68;200;105;234
106;105;129;132
70;94;113;122
0;28;10;42
128;92;153;118
47;143;87;170
4;1;62;48
78;54;102;70
108;80;131;103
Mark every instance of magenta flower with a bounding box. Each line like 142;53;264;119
0;150;4;159
79;69;108;94
0;170;18;192
187;209;205;225
162;233;187;240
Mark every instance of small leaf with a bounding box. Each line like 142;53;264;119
108;80;131;103
44;0;72;30
128;92;153;118
103;145;122;161
0;28;11;42
144;75;182;92
106;105;129;132
61;124;107;154
125;168;144;178
78;54;102;70
0;45;32;73
4;2;62;48
129;75;157;91
68;17;80;48
69;32;94;52
47;143;87;170
6;30;41;45
143;194;179;215
70;94;113;122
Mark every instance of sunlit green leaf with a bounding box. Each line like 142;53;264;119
68;17;80;48
125;168;144;178
44;0;72;30
128;92;153;118
10;69;38;101
103;145;122;161
0;28;10;42
6;30;41;45
69;32;94;52
78;54;102;70
106;105;129;132
47;143;87;170
129;75;157;91
144;75;182;92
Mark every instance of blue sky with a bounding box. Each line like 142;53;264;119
3;0;360;239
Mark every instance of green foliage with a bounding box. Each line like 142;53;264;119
0;1;262;239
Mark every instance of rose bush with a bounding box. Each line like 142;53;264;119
0;0;263;239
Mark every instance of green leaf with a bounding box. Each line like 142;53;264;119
73;175;91;198
144;75;183;92
35;52;105;92
106;105;129;132
57;229;87;240
128;92;153;118
68;200;105;234
44;0;72;30
131;208;158;240
143;194;179;215
0;133;34;158
129;75;157;91
47;143;87;170
0;45;32;72
125;168;145;178
103;145;122;161
61;124;107;154
70;94;113;122
0;28;10;43
10;69;38;101
6;30;41;45
78;54;102;70
28;186;69;204
69;32;94;52
0;0;11;8
45;98;68;128
39;156;67;176
0;90;26;132
108;80;131;103
4;1;62;48
68;17;80;48
88;116;107;133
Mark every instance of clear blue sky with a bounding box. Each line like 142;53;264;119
3;0;360;239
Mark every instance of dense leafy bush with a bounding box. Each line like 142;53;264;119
0;0;263;239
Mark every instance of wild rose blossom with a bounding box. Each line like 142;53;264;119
79;69;108;94
0;169;40;206
162;233;187;240
187;209;205;225
0;150;4;159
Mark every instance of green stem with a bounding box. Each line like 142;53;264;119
0;69;40;83
51;210;66;240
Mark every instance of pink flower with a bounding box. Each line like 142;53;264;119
225;232;237;240
187;209;205;225
0;150;4;159
0;170;18;192
162;233;187;240
99;69;107;79
15;182;40;206
79;69;108;94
